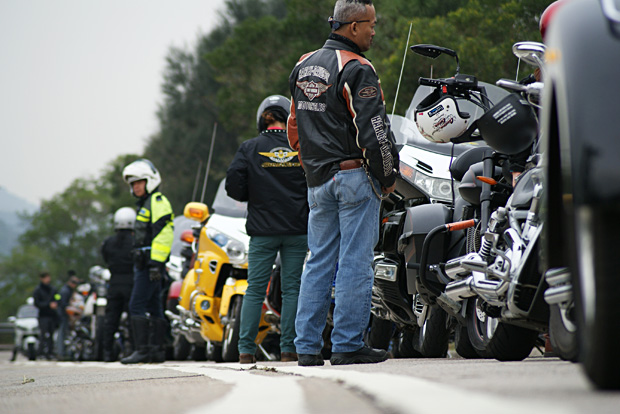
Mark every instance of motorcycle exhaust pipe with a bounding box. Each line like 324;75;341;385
544;267;573;305
445;278;476;300
445;276;505;302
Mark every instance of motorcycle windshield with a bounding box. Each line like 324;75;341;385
211;179;248;218
17;305;39;319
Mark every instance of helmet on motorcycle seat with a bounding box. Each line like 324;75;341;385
256;95;291;132
415;91;471;143
122;159;161;195
113;207;136;230
540;0;569;40
476;93;537;155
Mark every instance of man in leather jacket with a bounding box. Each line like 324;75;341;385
120;159;174;364
288;0;399;366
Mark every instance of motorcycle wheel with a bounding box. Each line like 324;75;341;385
454;323;484;359
191;345;207;361
94;316;105;361
548;303;578;362
221;296;242;362
365;315;392;351
206;341;223;362
574;207;620;389
392;329;423;358
466;298;538;361
414;306;449;358
173;336;191;361
27;343;36;361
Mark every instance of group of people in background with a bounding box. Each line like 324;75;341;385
27;0;398;367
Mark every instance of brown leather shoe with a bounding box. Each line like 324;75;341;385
239;353;256;364
280;352;298;362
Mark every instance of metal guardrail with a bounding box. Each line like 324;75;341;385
0;322;15;345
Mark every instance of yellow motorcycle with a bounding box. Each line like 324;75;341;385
169;179;271;362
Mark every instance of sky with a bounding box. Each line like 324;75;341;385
0;0;226;207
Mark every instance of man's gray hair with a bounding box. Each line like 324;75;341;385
333;0;373;23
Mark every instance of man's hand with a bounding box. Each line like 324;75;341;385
382;183;396;194
50;301;58;310
149;265;163;282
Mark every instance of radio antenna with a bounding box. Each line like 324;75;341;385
391;22;413;118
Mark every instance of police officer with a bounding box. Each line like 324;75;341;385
120;159;174;364
101;207;136;362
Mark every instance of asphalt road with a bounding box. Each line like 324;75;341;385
2;350;619;414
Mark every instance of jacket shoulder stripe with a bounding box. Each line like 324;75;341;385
336;50;376;73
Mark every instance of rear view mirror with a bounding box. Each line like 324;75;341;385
512;41;546;67
411;44;460;74
184;202;210;222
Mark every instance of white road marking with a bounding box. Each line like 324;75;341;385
54;361;578;414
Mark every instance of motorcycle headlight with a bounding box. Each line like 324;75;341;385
206;228;248;266
401;160;453;203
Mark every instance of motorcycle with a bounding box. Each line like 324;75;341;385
165;179;272;362
369;44;510;358
540;0;620;389
8;299;40;361
408;43;554;361
63;267;110;361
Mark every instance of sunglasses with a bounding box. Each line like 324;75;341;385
328;16;371;30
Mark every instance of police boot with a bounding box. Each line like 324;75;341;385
149;318;167;363
121;316;151;364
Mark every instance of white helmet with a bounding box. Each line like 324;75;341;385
415;95;471;143
122;159;161;195
113;207;136;230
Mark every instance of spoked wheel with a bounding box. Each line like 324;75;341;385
222;296;242;362
414;305;449;358
574;206;620;389
466;298;538;361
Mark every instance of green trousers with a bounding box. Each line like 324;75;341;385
238;234;307;354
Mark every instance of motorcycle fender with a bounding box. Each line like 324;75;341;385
179;269;197;310
402;203;451;294
23;335;38;345
220;280;248;317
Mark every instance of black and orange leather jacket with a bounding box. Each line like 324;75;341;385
288;33;399;188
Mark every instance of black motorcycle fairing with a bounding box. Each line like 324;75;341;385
458;162;503;205
450;146;491;182
400;203;452;290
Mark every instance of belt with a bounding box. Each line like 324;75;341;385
339;159;363;170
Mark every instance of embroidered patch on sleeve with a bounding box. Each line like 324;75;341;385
358;86;378;98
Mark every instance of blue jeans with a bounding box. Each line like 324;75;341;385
294;168;380;354
238;234;307;355
129;267;164;320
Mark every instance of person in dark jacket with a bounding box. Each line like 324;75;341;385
226;95;309;364
56;270;81;359
120;159;174;364
101;207;136;362
288;0;399;366
32;272;58;359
